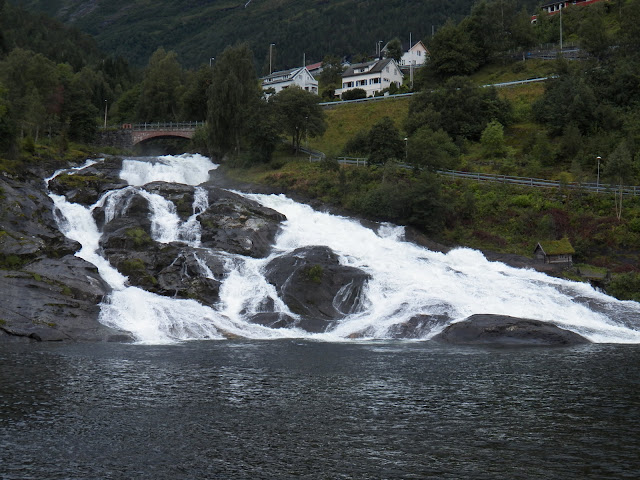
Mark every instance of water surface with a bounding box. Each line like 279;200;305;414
2;341;639;479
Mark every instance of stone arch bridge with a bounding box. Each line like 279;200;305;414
98;122;203;149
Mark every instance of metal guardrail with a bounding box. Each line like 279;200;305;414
309;156;640;196
318;77;554;106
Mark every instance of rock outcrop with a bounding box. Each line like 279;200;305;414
431;314;590;346
263;246;370;333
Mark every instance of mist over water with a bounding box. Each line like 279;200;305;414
49;154;640;344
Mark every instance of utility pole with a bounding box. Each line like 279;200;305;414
269;43;275;74
559;6;563;51
103;100;107;129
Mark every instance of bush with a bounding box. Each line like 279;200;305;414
342;88;367;101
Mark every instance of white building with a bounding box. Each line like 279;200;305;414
400;40;429;67
336;58;404;98
261;67;318;95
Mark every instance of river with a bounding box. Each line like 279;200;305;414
2;340;639;479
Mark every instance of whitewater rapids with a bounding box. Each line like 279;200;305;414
49;154;640;344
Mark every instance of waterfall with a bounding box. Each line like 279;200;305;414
48;154;640;344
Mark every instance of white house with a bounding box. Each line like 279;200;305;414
261;67;318;95
400;40;429;67
336;58;404;98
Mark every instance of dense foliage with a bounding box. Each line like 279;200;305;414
9;0;541;69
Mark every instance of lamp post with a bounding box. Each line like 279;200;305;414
404;137;408;160
210;57;215;67
104;100;108;129
596;156;601;192
269;43;275;74
377;40;383;59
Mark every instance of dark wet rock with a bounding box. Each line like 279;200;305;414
197;188;286;258
386;314;452;339
249;312;298;329
263;246;370;333
143;182;196;221
431;314;590;346
47;156;127;205
0;255;132;342
0;177;80;268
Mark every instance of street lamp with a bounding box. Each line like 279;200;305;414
596;156;602;191
269;43;275;74
104;100;108;129
404;137;408;160
377;40;383;58
210;57;215;67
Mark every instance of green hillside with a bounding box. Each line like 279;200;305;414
8;0;539;69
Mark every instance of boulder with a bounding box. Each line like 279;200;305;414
431;314;590;346
197;187;286;258
263;246;370;333
0;255;132;342
47;156;127;205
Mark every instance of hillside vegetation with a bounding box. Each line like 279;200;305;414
8;0;539;69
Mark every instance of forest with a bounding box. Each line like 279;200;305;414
9;0;540;69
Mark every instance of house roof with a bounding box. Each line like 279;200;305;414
261;67;312;84
342;58;402;78
306;61;323;71
535;238;575;255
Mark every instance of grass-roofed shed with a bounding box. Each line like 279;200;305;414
534;238;575;265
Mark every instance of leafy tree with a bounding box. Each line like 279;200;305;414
0;81;16;155
579;12;611;60
407;126;459;170
270;86;327;154
137;47;183;122
317;54;344;99
180;66;212;121
604;141;635;220
384;38;403;62
407;76;512;141
480;120;507;158
367;116;404;165
207;43;262;158
427;19;480;77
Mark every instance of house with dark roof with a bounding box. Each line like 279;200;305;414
260;67;318;96
335;58;404;98
534;238;575;265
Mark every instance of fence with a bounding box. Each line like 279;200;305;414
308;156;640;197
125;121;203;131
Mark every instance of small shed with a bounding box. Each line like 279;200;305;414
534;238;575;265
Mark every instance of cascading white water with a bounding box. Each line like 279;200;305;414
49;154;640;344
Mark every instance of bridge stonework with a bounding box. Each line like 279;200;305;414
96;122;201;149
131;129;195;145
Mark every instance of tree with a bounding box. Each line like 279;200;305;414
270;86;327;154
407;126;459;170
480;120;507;158
427;19;480;77
317;54;344;99
604;141;635;220
137;47;183;122
367;116;404;165
407;76;512;141
207;43;262;158
384;38;403;62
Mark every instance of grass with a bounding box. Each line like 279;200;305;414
311;97;411;157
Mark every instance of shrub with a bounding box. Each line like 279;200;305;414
342;88;367;101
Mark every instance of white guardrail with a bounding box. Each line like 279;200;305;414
308;156;639;196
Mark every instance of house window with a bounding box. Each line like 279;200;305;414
417;51;421;56
369;78;380;84
386;66;390;73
